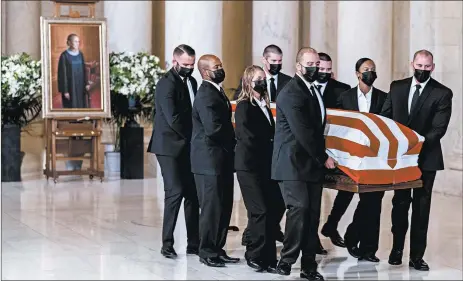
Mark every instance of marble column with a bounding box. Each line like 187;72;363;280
410;1;463;196
4;1;41;59
165;1;222;84
104;1;152;53
308;1;338;74
158;1;223;189
337;1;393;91
252;1;299;76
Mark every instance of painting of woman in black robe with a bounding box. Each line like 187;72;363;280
57;34;92;108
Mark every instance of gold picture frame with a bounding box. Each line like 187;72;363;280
41;16;110;118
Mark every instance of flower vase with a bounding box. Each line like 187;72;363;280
125;96;140;128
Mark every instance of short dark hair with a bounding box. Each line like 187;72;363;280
263;44;283;57
318;52;332;62
413;49;433;61
355;57;373;72
173;44;195;57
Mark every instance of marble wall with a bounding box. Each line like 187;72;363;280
1;1;462;196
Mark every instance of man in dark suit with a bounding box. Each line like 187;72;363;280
314;52;351;253
314;52;351;109
273;47;336;281
233;44;291;102
335;58;387;262
147;44;200;259
239;45;290;247
191;54;239;267
381;50;453;271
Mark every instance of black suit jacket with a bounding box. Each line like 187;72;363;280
272;75;328;182
234;99;275;174
233;72;292;100
337;86;387;114
191;81;236;175
380;77;453;171
321;78;351;109
147;68;197;157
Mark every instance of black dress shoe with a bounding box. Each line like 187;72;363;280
186;248;199;255
316;245;328;255
247;259;264;271
321;229;346;248
346;245;362;259
161;247;177;259
388;249;403;265
276;231;284;243
409;259;430;271
266;260;278;274
200;257;225;267
300;270;325;281
219;254;240;263
359;254;380;262
275;260;291;275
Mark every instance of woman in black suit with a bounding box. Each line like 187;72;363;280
337;58;387;263
235;65;284;273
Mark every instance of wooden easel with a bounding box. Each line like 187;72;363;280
44;118;104;183
44;0;104;183
52;0;98;18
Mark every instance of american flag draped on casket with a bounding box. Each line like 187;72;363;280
230;101;424;189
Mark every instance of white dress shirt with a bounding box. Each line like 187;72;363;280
184;77;195;106
297;73;325;123
205;80;229;107
314;81;328;96
253;97;272;124
408;77;430;114
357;86;373;113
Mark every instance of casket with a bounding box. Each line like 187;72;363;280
230;101;423;193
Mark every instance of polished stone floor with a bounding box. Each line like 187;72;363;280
1;176;462;280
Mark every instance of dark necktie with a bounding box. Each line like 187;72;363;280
410;84;421;115
270;77;277;102
316;84;322;95
183;77;192;104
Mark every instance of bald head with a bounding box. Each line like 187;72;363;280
296;47;318;63
198;54;224;81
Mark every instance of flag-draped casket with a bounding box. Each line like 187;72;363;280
230;101;424;187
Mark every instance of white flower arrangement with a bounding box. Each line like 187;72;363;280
109;51;165;101
1;53;42;127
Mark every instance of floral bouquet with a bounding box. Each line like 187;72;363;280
1;53;42;128
108;51;165;150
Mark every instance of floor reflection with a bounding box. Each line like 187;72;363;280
1;177;462;280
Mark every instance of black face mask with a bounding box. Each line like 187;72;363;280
209;69;225;84
253;80;267;96
360;71;377;86
176;65;193;77
316;72;331;83
268;63;282;76
414;69;431;83
302;66;319;82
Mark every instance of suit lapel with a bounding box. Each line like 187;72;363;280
351;87;360;111
369;87;379;113
408;78;435;124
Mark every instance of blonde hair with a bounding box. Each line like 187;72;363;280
237;65;270;106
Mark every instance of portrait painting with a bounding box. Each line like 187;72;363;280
41;17;110;118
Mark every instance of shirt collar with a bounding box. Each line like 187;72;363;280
411;76;430;90
253;96;267;107
204;79;222;91
314;80;327;87
357;85;373;98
